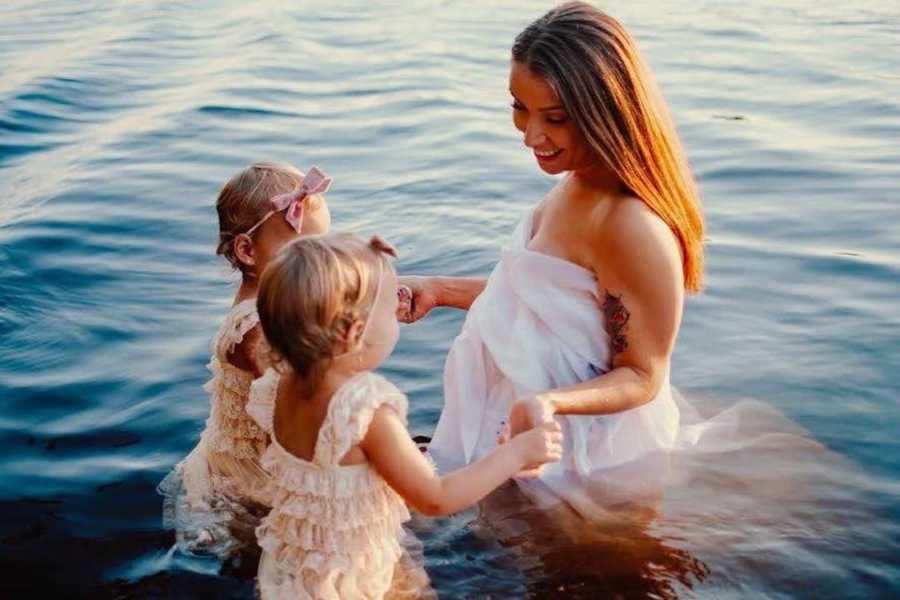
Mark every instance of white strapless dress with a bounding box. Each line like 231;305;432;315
429;207;680;515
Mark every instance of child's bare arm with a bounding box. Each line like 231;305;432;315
226;324;267;378
361;406;562;516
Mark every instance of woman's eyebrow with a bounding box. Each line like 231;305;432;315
509;90;564;112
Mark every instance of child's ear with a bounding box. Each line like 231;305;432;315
233;234;256;269
339;319;366;352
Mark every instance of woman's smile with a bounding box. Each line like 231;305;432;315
509;60;594;175
534;148;564;164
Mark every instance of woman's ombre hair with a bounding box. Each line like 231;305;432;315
513;2;705;292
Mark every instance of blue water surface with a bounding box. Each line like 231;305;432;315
2;1;899;598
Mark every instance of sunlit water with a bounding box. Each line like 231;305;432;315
2;1;899;598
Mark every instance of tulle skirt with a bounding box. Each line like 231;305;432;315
157;437;271;557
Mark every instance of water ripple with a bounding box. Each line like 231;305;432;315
1;0;899;597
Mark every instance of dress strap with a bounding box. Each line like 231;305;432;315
246;368;279;434
313;372;408;466
211;299;259;359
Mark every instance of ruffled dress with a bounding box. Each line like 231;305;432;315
247;370;416;600
157;299;272;554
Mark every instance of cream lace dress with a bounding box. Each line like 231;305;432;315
247;370;417;600
158;299;272;554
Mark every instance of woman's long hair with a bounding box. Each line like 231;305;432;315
513;1;705;292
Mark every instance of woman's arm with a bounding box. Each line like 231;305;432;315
397;276;486;323
509;201;685;432
362;406;562;516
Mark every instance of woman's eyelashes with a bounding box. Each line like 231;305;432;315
510;101;569;125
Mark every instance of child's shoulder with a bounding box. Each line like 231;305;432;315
215;299;266;375
353;371;405;395
334;372;408;438
341;371;406;404
213;298;258;346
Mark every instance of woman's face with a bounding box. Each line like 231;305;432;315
509;60;595;175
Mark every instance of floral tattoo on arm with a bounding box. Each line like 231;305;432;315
602;292;630;357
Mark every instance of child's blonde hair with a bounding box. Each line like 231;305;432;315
215;161;324;272
257;232;392;394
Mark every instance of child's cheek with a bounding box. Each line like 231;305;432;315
302;204;331;236
390;319;400;346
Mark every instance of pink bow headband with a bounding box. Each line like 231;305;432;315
245;166;332;236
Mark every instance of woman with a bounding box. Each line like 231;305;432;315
400;2;704;515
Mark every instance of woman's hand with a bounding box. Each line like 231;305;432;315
506;395;558;478
508;420;563;478
397;276;439;323
508;394;556;436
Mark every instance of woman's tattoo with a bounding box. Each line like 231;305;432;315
602;292;630;356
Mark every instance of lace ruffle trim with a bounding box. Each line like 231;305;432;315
204;358;254;395
204;433;268;460
262;448;382;498
202;360;268;457
316;373;409;465
267;483;410;530
210;300;260;359
247;368;279;434
258;536;399;600
257;511;406;573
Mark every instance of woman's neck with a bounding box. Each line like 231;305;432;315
571;161;622;195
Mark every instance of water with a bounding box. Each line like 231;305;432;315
1;1;899;597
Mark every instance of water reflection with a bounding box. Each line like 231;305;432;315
413;392;892;598
473;486;709;599
2;0;899;596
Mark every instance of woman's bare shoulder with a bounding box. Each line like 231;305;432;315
533;179;567;222
588;195;681;285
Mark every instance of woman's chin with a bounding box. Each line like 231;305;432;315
534;151;569;175
536;162;567;176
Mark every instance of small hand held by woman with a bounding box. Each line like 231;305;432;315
364;406;562;516
508;395;555;435
505;396;558;477
507;420;563;477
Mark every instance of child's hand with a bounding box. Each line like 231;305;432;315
496;422;511;445
397;284;414;322
509;420;563;479
396;276;439;323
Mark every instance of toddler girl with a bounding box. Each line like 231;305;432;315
247;232;562;599
159;161;332;554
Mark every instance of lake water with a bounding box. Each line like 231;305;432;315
2;1;899;598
